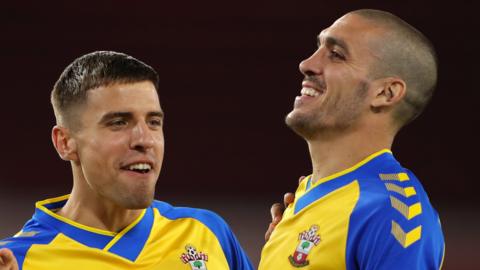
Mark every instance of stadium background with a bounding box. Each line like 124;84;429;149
1;1;477;268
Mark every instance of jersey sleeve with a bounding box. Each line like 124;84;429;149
0;219;58;270
153;201;254;270
354;196;445;270
193;209;254;270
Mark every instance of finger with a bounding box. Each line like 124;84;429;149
283;193;295;208
0;248;17;269
0;248;10;265
264;222;276;242
270;203;284;223
298;175;306;184
2;249;18;270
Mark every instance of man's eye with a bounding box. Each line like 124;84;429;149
109;119;127;127
148;119;163;127
330;50;345;60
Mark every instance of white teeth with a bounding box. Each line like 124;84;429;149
301;87;320;97
128;163;151;171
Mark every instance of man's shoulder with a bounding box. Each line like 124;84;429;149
149;200;246;261
350;165;445;269
151;200;230;230
0;218;58;259
353;162;443;233
357;154;426;201
352;165;444;248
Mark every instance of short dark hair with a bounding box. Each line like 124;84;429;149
51;51;159;129
351;9;438;129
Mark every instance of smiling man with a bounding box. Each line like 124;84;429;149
0;51;253;270
259;9;445;270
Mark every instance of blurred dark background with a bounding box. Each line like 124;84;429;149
0;0;477;268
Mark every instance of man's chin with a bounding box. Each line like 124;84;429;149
118;193;155;209
123;200;153;210
285;113;317;140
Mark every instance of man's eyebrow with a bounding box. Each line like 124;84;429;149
147;111;164;118
317;34;350;55
99;112;133;123
99;110;164;124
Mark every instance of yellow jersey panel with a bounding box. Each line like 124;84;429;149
133;208;231;269
259;150;445;270
2;196;253;270
260;181;360;270
24;234;133;270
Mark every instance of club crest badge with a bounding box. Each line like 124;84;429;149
288;225;321;267
180;245;208;270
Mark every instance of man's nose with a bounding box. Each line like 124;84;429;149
299;49;323;76
130;121;155;151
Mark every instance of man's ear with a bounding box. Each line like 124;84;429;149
52;125;79;162
371;77;407;110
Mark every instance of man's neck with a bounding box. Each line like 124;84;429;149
56;189;143;233
307;127;393;185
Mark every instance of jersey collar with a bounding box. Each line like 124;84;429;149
34;195;154;261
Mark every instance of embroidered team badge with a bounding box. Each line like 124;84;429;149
180;245;208;270
288;225;321;267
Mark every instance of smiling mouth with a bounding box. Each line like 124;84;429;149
300;77;326;98
301;87;321;97
122;163;152;174
300;85;326;98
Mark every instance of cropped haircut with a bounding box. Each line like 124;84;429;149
351;9;438;129
51;51;159;130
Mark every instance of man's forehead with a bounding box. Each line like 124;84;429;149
318;15;386;49
86;81;159;102
318;14;376;37
317;17;350;43
84;82;162;111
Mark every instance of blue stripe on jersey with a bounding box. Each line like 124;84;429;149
345;155;445;270
34;207;113;249
2;219;58;270
295;152;394;215
295;176;356;214
153;201;254;270
108;206;154;261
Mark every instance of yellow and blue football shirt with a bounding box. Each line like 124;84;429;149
0;195;253;270
259;149;445;270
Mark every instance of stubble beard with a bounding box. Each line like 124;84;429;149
285;81;369;140
105;179;157;210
